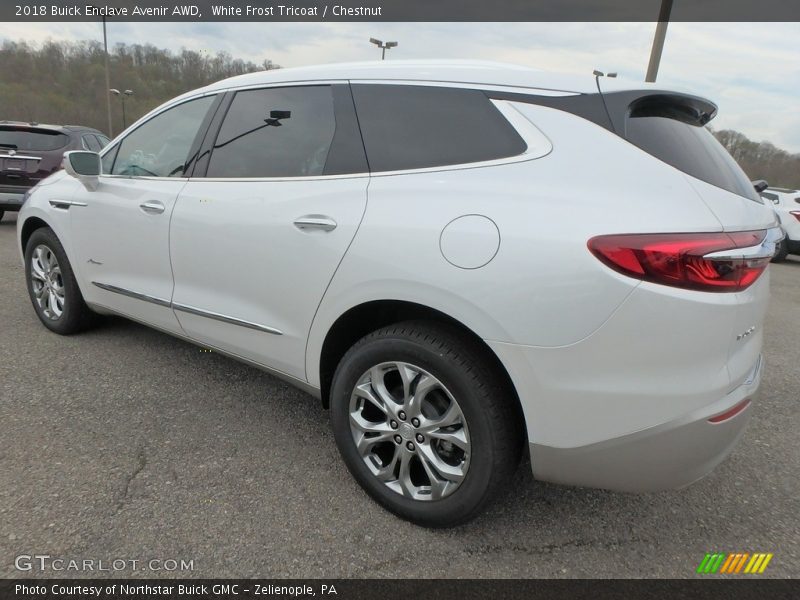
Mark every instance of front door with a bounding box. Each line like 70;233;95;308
70;94;218;334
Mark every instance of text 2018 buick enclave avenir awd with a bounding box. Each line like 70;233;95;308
17;61;780;526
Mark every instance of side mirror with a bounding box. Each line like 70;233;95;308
63;151;101;191
752;179;768;194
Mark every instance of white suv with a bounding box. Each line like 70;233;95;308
761;187;800;261
17;61;780;527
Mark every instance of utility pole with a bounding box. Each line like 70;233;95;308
101;15;113;137
645;0;673;83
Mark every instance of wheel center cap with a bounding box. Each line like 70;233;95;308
399;423;414;440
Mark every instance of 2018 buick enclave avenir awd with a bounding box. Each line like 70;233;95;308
17;61;780;527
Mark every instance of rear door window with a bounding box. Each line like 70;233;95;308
0;127;69;152
206;85;337;178
351;84;527;173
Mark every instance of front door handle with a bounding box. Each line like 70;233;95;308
140;200;166;214
293;215;337;232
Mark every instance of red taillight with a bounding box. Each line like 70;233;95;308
790;211;800;222
588;231;769;292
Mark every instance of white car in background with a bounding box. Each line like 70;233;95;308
761;187;800;262
16;61;781;527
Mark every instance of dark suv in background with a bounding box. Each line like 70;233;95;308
0;122;109;221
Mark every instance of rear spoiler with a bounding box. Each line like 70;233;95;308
599;90;718;136
485;87;718;137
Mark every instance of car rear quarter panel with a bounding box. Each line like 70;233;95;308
306;103;727;388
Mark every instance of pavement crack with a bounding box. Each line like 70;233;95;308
462;536;648;557
114;445;147;513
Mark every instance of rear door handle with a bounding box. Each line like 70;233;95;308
140;200;166;214
293;215;337;232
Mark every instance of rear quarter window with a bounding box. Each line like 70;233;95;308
0;127;69;152
351;84;527;173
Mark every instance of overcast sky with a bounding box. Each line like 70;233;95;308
2;21;799;152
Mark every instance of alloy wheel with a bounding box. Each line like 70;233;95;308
30;244;66;320
348;361;470;501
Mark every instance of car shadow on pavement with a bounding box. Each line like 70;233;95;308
773;257;800;267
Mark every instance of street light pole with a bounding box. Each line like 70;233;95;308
645;0;674;83
369;38;398;60
109;89;134;129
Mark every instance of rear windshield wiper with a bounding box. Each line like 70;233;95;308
0;143;18;149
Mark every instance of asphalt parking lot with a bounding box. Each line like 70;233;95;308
0;211;798;579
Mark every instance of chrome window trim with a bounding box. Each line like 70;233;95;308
185;100;549;182
99;80;555;183
188;172;370;183
209;79;348;94
98;174;191;182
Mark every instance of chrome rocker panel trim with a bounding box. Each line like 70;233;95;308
171;302;283;336
92;281;171;307
91;281;283;335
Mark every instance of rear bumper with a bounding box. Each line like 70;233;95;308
0;191;25;210
530;355;761;492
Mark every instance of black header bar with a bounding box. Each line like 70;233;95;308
2;0;799;22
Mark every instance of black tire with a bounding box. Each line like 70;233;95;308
330;320;524;527
772;238;789;263
24;226;95;335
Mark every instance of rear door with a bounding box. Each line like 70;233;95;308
169;83;369;379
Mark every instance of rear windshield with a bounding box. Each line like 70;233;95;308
625;104;759;202
0;127;69;152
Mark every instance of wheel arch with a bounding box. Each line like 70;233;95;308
316;300;523;421
20;215;52;256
